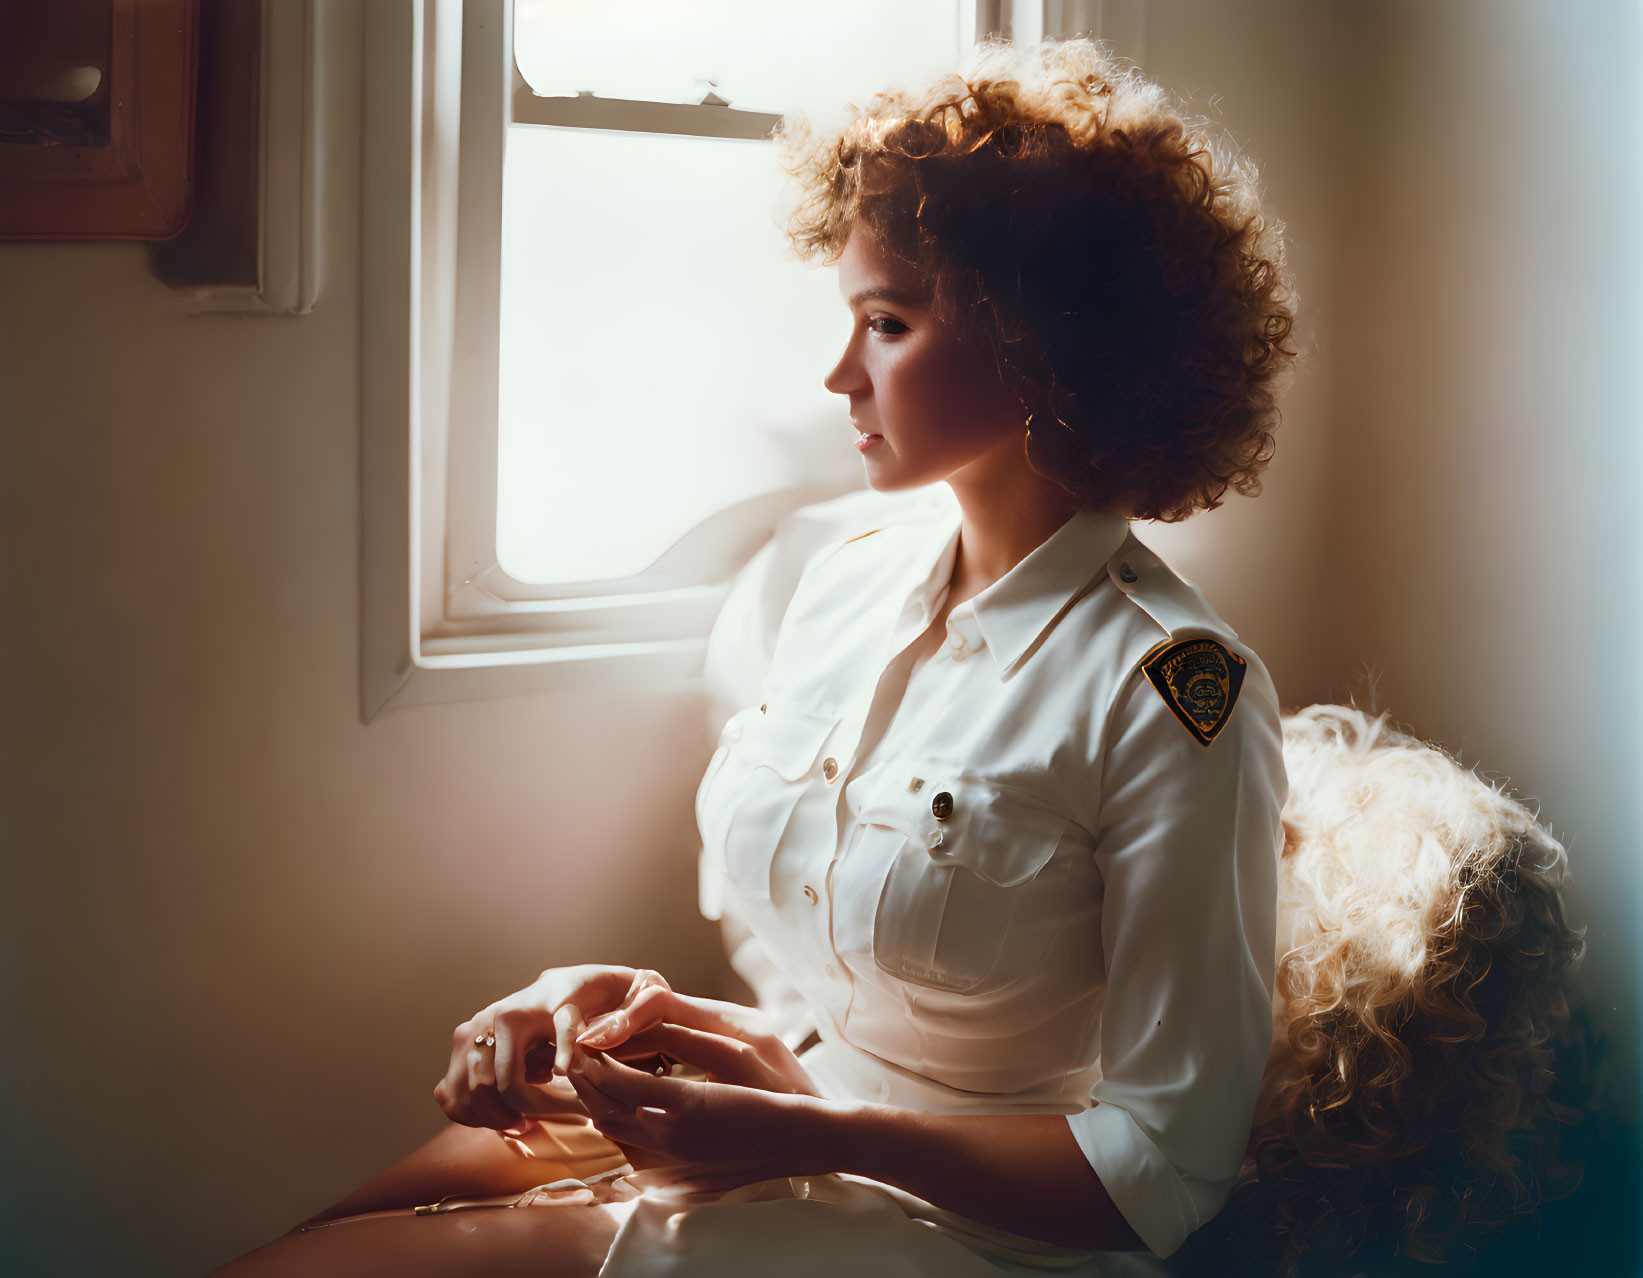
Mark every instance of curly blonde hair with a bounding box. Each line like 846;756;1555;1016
773;36;1299;521
1172;704;1590;1276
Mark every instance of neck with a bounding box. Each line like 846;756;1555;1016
943;445;1087;599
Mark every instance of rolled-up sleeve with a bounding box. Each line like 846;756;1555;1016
1064;644;1287;1259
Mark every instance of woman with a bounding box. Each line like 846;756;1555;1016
213;34;1300;1277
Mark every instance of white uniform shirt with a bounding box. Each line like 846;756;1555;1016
695;483;1285;1262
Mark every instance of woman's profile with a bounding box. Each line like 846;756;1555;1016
210;33;1582;1278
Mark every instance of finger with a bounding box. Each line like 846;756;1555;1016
612;1022;716;1067
576;985;675;1048
628;967;671;999
581;987;753;1049
469;1084;528;1132
464;1040;529;1131
433;1077;474;1128
493;1008;553;1097
552;1003;586;1077
576;1010;630;1051
438;1034;485;1126
555;966;661;1014
466;1038;498;1100
523;1038;559;1084
572;1045;694;1110
619;984;686;1040
566;1067;665;1152
577;970;667;1048
435;1072;473;1127
500;1077;587;1119
438;1075;509;1130
615;1022;758;1086
565;1066;642;1140
606;1035;669;1066
550;967;663;1033
644;989;756;1036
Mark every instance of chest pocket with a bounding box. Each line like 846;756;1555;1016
845;769;1073;995
696;702;837;904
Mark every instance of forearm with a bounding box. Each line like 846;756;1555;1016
813;1101;1148;1253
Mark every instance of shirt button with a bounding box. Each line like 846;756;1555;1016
931;791;954;820
802;885;818;905
822;757;838;782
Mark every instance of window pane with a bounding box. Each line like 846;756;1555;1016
497;126;857;584
516;0;966;115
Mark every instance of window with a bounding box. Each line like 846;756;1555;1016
499;0;973;586
360;0;1137;719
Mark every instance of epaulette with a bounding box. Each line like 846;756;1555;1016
1107;537;1246;748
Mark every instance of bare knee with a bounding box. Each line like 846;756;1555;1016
298;1119;625;1229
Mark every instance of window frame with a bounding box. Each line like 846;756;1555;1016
359;0;1136;721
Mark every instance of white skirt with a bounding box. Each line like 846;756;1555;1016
450;1041;1172;1278
597;1169;1172;1278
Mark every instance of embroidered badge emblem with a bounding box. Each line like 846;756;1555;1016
1140;636;1247;748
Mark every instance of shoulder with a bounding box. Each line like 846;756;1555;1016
703;484;954;720
1098;532;1281;758
793;483;958;572
766;484;957;617
713;486;942;627
1091;537;1288;856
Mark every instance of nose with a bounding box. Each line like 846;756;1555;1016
823;331;863;398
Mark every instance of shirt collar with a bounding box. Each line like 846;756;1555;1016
905;486;1133;679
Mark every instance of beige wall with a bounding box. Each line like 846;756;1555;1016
1136;2;1642;1268
0;2;1635;1275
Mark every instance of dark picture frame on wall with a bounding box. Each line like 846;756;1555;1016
0;0;200;240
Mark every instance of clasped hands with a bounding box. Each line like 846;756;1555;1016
434;965;842;1193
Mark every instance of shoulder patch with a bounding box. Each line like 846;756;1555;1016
1139;636;1248;748
842;527;882;545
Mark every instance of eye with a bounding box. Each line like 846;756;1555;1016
867;315;908;336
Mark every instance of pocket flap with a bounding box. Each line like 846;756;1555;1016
854;770;1070;887
719;701;837;782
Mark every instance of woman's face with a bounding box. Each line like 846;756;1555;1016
824;228;1025;493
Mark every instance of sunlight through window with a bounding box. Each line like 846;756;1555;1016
499;0;964;585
